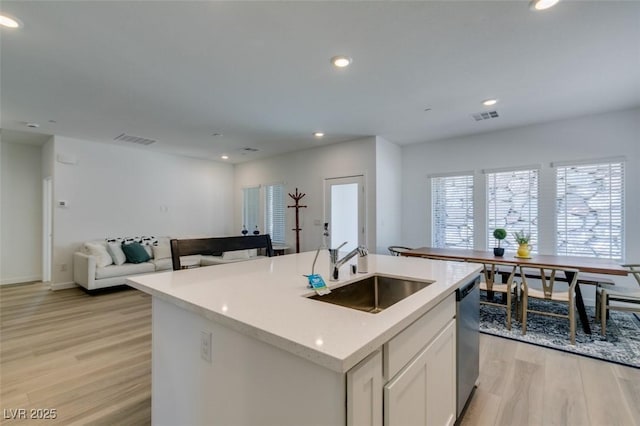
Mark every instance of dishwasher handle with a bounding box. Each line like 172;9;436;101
456;276;480;301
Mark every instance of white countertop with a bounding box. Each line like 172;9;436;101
126;252;480;373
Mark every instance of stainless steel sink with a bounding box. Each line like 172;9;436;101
308;275;432;314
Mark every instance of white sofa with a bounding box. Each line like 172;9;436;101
73;236;264;290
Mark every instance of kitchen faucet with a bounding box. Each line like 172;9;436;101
329;243;368;281
310;223;367;282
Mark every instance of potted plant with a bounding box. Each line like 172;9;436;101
513;231;532;258
493;228;507;257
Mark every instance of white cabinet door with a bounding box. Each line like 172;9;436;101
384;321;456;426
347;349;383;426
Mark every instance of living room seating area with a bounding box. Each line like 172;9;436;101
73;235;272;290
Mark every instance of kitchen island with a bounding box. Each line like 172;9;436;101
127;251;480;426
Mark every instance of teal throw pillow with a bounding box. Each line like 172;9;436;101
121;242;151;264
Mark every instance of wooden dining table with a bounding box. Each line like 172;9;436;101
402;247;628;334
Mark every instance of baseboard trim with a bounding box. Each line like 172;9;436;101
1;275;42;285
50;281;77;291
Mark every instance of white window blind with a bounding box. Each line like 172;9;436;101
556;161;624;259
431;174;474;249
265;184;286;244
242;186;260;234
486;169;539;253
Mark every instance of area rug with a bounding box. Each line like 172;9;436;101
479;298;640;369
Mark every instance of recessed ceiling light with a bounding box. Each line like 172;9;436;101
530;0;560;11
330;56;352;68
220;155;229;160
0;14;23;28
26;122;40;128
212;132;223;137
313;132;325;137
482;99;498;106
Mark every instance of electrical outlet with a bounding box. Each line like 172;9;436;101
200;331;212;363
60;264;68;272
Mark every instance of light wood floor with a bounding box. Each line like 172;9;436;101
461;333;640;426
1;282;639;425
0;282;151;425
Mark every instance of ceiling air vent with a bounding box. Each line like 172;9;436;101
472;111;499;122
114;133;157;146
241;147;259;152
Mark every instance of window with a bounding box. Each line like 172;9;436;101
242;186;259;233
265;184;286;244
431;174;474;249
486;168;539;253
555;161;624;259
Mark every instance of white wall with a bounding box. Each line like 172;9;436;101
0;141;43;284
234;137;377;254
375;137;402;255
402;107;640;293
42;136;55;178
51;136;235;286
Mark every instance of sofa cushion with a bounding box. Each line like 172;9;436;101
153;255;201;271
153;258;173;271
95;262;155;279
106;242;127;265
153;243;171;260
222;249;251;261
107;236;158;258
85;242;113;267
122;242;151;264
121;238;153;258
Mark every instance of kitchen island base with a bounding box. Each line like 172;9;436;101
152;297;345;426
151;293;458;426
128;253;480;425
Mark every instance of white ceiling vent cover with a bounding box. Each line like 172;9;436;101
114;133;157;145
472;111;499;121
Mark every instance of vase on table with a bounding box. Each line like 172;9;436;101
241;225;248;236
517;243;532;258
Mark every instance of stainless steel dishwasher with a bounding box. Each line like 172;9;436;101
456;275;480;418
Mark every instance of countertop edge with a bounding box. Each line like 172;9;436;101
128;279;346;371
127;265;481;373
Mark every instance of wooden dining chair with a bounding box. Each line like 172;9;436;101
597;264;640;336
519;265;580;344
387;246;413;256
477;262;518;330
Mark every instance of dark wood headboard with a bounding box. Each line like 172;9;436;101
170;235;274;271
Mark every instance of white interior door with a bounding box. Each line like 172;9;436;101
42;177;53;283
324;175;365;252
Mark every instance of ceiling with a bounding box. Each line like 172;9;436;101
1;1;639;163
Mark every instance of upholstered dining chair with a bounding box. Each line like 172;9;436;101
387;246;413;256
596;264;640;336
477;262;518;330
519;265;580;344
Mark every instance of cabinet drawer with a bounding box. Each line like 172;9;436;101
384;293;455;380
